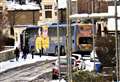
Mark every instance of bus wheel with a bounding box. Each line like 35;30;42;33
55;46;58;56
60;46;65;56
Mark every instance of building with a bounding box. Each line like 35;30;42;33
77;0;109;13
38;0;58;25
6;0;40;25
0;0;3;27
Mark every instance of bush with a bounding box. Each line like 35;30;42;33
95;35;116;67
72;70;103;82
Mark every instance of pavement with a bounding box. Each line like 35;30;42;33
0;52;57;73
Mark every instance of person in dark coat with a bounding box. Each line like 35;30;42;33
14;47;20;61
31;46;35;59
22;46;27;60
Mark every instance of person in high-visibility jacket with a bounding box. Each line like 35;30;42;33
35;34;43;57
42;36;49;49
42;25;49;55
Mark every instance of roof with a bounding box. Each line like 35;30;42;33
70;13;115;19
6;1;40;10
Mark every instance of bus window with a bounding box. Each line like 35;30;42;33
79;37;92;44
48;27;57;36
60;27;66;36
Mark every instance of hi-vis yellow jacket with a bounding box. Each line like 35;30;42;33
42;36;49;49
35;36;42;50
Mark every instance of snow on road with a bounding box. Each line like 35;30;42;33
0;52;57;73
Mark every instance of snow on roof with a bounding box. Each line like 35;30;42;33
70;13;114;19
70;13;89;18
6;1;40;10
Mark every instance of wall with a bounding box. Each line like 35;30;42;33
0;48;15;62
8;10;39;25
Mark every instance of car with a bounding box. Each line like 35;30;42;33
72;54;86;70
52;57;76;79
72;54;82;66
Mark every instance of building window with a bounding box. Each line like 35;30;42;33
45;11;52;18
44;5;52;9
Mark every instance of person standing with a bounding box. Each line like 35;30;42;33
22;46;27;60
35;28;43;57
42;25;49;55
14;47;20;61
31;45;35;59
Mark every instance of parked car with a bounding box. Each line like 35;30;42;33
72;54;86;70
52;57;76;79
72;54;82;66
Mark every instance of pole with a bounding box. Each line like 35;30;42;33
114;0;119;81
57;0;60;81
76;0;78;13
67;0;72;82
91;0;96;72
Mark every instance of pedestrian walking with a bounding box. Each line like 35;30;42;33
14;47;20;61
31;46;35;59
28;35;36;59
22;46;27;60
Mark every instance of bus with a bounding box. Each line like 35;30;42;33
15;23;93;55
76;23;93;55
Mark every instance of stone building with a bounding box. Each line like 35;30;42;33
38;0;58;25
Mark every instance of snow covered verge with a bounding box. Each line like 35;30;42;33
0;52;57;73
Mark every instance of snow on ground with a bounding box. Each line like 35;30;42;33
49;79;66;82
0;51;99;74
0;52;57;73
84;60;94;71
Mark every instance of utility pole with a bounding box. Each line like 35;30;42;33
114;0;119;81
67;0;72;82
56;0;60;81
91;0;96;72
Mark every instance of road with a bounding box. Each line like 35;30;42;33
0;60;55;82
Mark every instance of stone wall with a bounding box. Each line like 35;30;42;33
0;48;15;62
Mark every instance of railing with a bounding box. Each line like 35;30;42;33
0;48;15;62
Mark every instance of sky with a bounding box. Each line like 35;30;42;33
58;0;67;9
